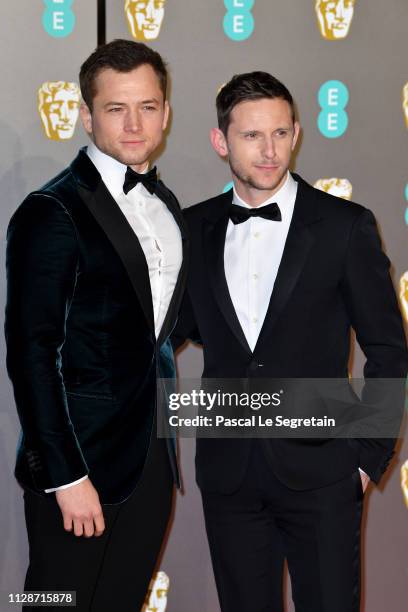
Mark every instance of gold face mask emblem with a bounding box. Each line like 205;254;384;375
314;178;353;200
315;0;356;40
143;571;169;611
125;0;166;41
38;81;80;141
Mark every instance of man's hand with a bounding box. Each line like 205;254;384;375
360;471;370;494
55;479;105;537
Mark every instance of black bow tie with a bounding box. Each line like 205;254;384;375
229;202;282;225
123;166;158;195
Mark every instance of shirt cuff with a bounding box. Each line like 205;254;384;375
45;475;88;493
358;468;368;478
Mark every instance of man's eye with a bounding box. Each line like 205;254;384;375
143;105;156;111
275;130;288;138
108;107;122;112
245;132;258;139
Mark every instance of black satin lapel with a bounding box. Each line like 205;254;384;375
78;181;155;331
154;182;190;345
155;181;189;240
158;240;189;345
254;222;314;353
204;216;252;355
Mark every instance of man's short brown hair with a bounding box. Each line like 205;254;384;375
79;38;168;111
216;71;296;135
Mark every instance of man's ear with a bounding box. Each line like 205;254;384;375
291;121;301;151
80;103;93;136
162;100;170;131
210;127;228;158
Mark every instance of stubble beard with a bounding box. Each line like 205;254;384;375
95;139;150;169
229;157;287;194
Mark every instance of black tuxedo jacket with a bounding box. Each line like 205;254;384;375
173;173;408;493
5;148;189;504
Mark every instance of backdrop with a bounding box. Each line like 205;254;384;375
0;2;407;611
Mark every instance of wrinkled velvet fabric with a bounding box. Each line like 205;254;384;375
5;149;188;503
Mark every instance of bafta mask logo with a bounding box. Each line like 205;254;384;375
401;460;408;509
402;83;408;128
143;571;169;612
314;178;352;200
315;0;356;40
38;81;80;141
125;0;166;41
399;271;408;323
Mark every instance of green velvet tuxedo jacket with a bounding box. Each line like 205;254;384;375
5;148;189;503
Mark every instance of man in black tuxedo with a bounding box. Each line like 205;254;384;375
5;39;188;611
173;72;408;611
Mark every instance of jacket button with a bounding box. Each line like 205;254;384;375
248;361;264;372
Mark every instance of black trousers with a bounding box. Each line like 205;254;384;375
23;433;173;612
202;442;364;612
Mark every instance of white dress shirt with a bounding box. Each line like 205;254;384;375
224;172;297;352
87;142;182;338
46;143;182;493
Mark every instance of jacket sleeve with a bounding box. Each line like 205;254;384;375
340;208;408;483
171;289;202;352
5;194;88;490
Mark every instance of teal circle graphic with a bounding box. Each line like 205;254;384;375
318;109;348;138
223;11;254;41
224;0;255;9
318;80;349;109
405;184;408;226
43;0;75;38
223;181;234;193
317;80;349;139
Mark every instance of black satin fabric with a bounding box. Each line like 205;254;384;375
5;149;188;503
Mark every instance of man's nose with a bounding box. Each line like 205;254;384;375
125;110;141;131
262;136;276;159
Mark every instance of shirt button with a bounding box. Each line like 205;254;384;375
252;317;258;323
253;232;260;238
253;274;258;280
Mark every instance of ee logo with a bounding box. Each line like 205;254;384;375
317;80;349;138
223;0;255;42
43;0;75;38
